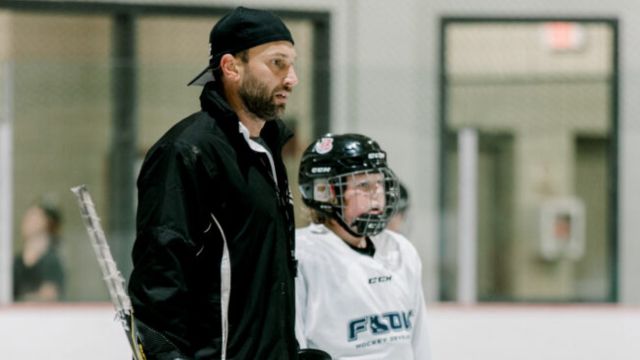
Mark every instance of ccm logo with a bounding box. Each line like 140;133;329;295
368;152;385;159
311;167;332;173
368;275;392;284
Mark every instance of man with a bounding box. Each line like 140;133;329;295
128;7;301;359
295;134;431;359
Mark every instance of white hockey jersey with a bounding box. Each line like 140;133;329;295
295;224;431;360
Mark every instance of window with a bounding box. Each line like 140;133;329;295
440;19;618;302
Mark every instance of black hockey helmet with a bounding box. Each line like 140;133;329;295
299;133;400;237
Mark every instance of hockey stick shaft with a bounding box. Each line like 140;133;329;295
71;184;145;360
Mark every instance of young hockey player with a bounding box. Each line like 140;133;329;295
295;133;431;359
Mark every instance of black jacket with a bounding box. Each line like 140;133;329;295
129;83;298;360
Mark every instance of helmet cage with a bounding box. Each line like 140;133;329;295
309;168;400;237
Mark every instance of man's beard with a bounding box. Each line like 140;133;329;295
238;71;286;120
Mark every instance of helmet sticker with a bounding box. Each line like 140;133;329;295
313;178;333;202
314;137;334;154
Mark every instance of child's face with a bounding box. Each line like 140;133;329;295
342;172;386;227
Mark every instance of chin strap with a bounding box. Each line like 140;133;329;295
331;209;386;238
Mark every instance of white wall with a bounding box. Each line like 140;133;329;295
2;304;638;359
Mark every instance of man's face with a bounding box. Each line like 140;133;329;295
238;41;298;120
342;172;386;227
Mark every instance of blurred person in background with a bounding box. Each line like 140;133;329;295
295;134;431;359
128;6;328;360
386;181;411;235
13;200;65;302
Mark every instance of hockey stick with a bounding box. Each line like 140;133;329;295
71;185;146;360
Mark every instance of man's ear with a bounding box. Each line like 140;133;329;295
220;54;240;80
